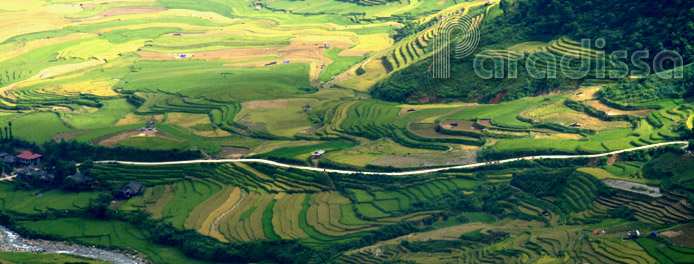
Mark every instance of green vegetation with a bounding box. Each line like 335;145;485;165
1;1;694;264
116;61;313;102
0;252;103;264
17;218;207;264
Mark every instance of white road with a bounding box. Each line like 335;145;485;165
93;141;689;176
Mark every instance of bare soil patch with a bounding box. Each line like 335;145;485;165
660;223;694;248
242;99;288;109
52;130;93;142
584;100;653;117
569;86;600;101
409;123;478;140
137;46;281;62
95;129;181;147
370;149;477;168
214;146;249;158
440;120;482;131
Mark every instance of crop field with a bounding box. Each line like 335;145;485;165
0;183;99;214
16;218;208;264
0;252;103;264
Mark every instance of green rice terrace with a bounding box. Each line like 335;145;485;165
0;0;693;263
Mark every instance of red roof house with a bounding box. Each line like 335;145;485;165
17;151;42;166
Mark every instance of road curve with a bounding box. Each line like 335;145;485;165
93;141;689;176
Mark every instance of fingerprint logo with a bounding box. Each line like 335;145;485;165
433;14;482;78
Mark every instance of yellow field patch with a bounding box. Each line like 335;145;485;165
0;0;44;11
38;80;118;97
534;133;584;140
346;34;393;53
166;113;211;127
0;11;68;44
166;9;241;24
42;4;84;14
568;85;601;101
536;112;631;130
325;138;433;167
334;58;388;91
1;59;105;98
115;113;164;126
0;33;92;63
57;39;144;60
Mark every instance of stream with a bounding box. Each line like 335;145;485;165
0;225;146;263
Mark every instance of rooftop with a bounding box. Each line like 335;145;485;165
17;151;42;160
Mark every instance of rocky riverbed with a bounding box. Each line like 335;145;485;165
0;225;148;264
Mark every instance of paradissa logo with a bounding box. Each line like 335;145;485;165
433;15;482;79
473;38;684;80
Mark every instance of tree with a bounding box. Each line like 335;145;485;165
688;139;694;151
8;121;12;139
4;127;7;140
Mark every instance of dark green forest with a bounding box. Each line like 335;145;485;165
372;0;694;103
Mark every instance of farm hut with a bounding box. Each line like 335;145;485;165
312;150;326;158
304;104;312;112
67;172;93;183
569;123;582;127
324;42;330;48
407;109;416;112
627;230;640;239
180;54;187;58
16;151;42;167
284;60;290;63
146;121;155;128
121;182;144;198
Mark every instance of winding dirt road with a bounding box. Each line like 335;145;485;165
93;141;689;176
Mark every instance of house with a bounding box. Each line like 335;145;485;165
17;166;53;181
120;182;144;198
627;230;640;239
16;151;41;166
312;150;325;158
67;172;93;183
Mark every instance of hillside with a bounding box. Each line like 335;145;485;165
372;0;694;103
0;0;693;263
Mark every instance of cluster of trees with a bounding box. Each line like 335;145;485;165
42;140;202;163
510;168;574;197
599;64;694;106
501;0;694;65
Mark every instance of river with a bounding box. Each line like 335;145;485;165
0;225;146;263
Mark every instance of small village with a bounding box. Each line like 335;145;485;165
0;150;144;199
